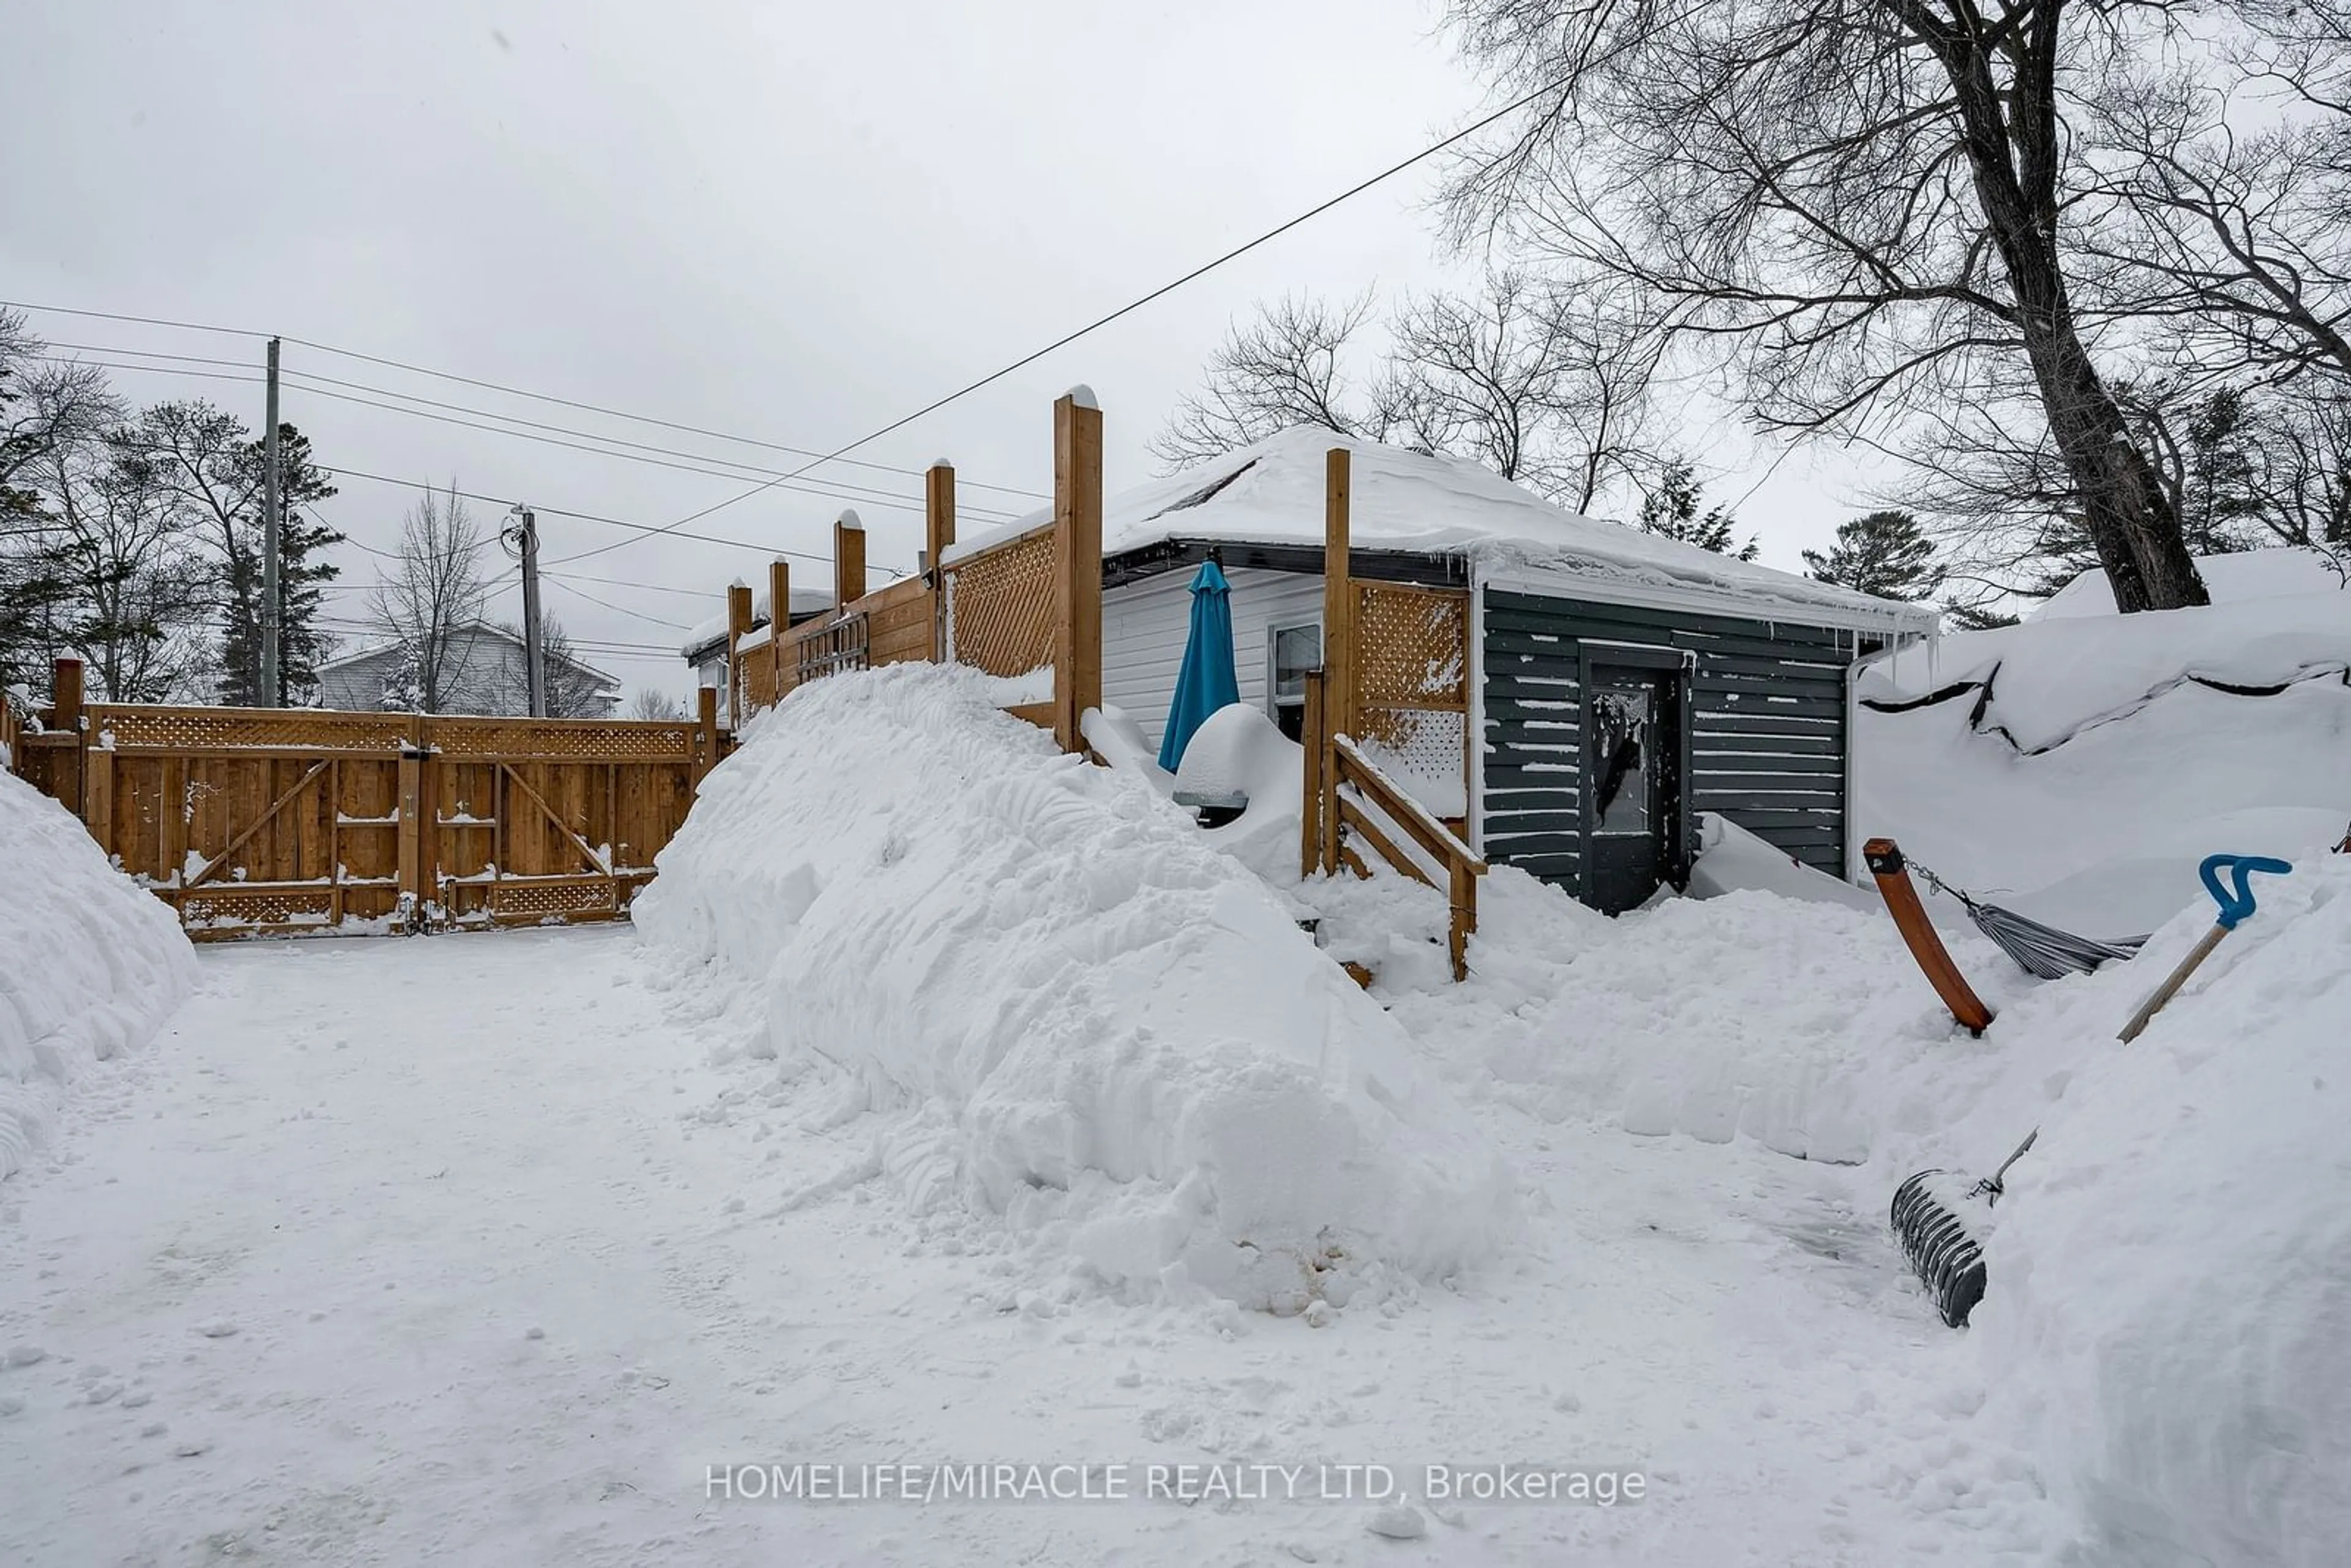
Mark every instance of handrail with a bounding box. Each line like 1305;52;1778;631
1329;730;1486;981
1332;733;1478;871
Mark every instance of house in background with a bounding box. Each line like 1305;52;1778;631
679;583;836;701
949;427;1940;914
315;621;621;717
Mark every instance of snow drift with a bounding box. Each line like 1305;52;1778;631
0;768;196;1179
1971;855;2351;1566
633;665;1513;1309
1859;549;2350;934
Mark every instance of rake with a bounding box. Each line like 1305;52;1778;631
1891;852;2293;1329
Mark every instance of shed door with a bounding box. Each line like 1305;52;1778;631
1583;655;1690;914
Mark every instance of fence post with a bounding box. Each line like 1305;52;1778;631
767;558;790;702
926;461;956;661
726;581;754;732
396;712;426;925
1054;388;1103;755
49;657;89;825
1322;448;1352;746
835;511;866;611
694;685;720;785
1300;669;1325;878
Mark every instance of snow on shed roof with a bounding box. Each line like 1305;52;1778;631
678;584;838;659
949;427;1939;634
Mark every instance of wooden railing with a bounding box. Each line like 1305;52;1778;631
716;389;1103;756
1301;669;1486;981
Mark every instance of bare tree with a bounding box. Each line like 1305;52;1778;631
1150;293;1403;470
2077;27;2351;388
629;687;683;721
1154;274;1665;515
534;617;610;718
369;481;488;713
1442;0;2211;611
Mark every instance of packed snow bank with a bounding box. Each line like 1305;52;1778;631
0;770;195;1179
634;665;1513;1308
1972;855;2351;1566
2033;544;2344;619
1859;572;2351;935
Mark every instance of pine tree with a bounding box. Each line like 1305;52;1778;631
217;425;342;706
1636;459;1759;561
1801;509;1941;600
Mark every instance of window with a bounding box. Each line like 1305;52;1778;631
1267;620;1322;742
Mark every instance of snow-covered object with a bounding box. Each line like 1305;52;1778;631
0;770;195;1179
1974;856;2351;1566
2033;545;2344;620
1078;704;1172;795
633;665;1514;1307
1170;703;1305;884
1685;812;1879;913
1859;582;2351;934
946;427;1938;631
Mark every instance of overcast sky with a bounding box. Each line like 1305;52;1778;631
2;0;1888;698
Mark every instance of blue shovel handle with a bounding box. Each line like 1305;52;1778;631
2198;854;2292;931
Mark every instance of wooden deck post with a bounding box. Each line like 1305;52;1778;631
834;511;866;612
767;558;791;702
48;657;88;825
725;581;754;732
926;461;956;660
396;713;426;923
1300;669;1326;878
694;685;720;786
1321;449;1351;869
1053;389;1103;756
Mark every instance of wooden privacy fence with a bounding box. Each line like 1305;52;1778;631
1302;446;1485;980
721;390;1103;754
9;661;724;940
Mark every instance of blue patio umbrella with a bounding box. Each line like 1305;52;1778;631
1158;558;1240;772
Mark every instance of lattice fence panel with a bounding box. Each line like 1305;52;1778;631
486;877;618;918
181;885;339;931
1352;585;1469;711
92;705;413;753
946;527;1056;678
426;718;696;760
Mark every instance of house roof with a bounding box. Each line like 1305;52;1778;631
947;426;1941;636
679;585;838;661
319;620;622;692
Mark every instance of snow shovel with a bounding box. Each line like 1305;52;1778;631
1889;1128;2038;1329
1894;852;2292;1329
2116;853;2291;1044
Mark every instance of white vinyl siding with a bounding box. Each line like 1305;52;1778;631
1101;566;1326;751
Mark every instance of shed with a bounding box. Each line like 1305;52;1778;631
952;427;1938;913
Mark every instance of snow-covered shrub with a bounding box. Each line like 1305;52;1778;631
0;770;197;1179
633;664;1514;1309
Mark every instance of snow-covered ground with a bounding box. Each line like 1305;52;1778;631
0;925;2077;1566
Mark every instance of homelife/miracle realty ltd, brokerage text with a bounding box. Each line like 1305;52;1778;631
706;1461;1651;1506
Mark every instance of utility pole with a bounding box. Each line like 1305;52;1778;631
259;337;283;707
509;504;546;718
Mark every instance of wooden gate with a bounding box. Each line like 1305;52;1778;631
67;703;710;939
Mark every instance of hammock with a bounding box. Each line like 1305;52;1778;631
1905;858;2148;980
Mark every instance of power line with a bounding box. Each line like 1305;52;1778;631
323;467;915;578
276;370;1022;522
541;572;693;631
32;342;1016;522
5;298;1047;500
1;302;266;340
565;66;1581;563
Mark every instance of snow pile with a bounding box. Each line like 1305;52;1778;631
633;664;1513;1310
0;770;196;1179
2034;544;2344;618
1859;552;2351;934
1971;855;2351;1565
